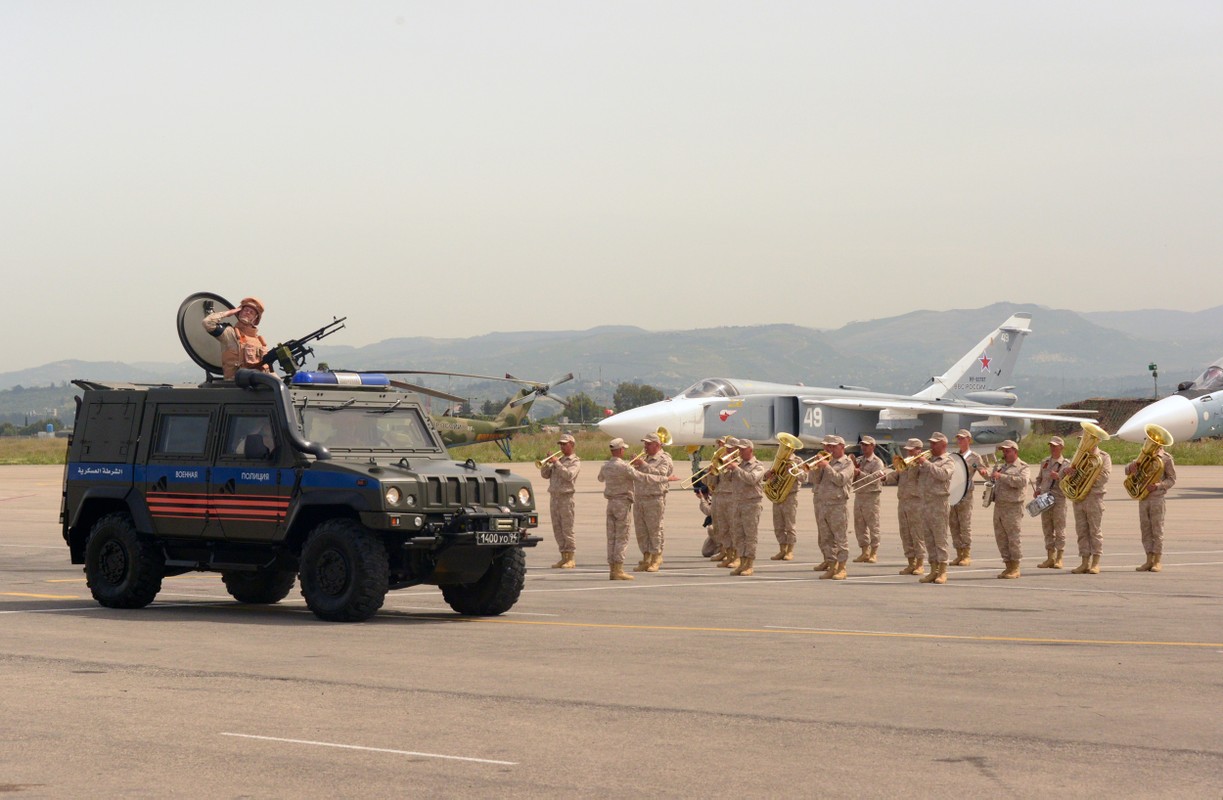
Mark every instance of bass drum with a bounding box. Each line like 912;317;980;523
947;452;971;505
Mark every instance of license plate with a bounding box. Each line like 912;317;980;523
476;531;519;546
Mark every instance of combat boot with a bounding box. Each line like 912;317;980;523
958;547;972;567
721;549;740;570
645;552;661;573
710;548;726;562
949;547;964;566
770;545;787;561
733;556;755;576
1052;549;1064;569
865;546;878;564
634;554;652;572
912;557;926;576
853;546;871;563
813;558;831;573
1087;554;1101;574
919;562;940;583
1037;549;1056;569
932;562;948;584
998;560;1020;579
1135;553;1154;572
1071;555;1091;574
782;543;795;561
899;556;916;575
827;561;847;580
1149;553;1162;572
609;562;635;581
552;551;575;569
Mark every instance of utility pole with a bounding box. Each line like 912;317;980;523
1148;362;1158;398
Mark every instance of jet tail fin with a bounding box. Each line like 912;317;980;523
912;313;1032;401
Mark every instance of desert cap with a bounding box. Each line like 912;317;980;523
557;433;575;444
738;438;755;449
904;438;924;450
1049;436;1065;447
860;435;876;446
928;431;948;444
999;440;1019;450
641;432;661;444
822;434;845;446
723;437;740;448
608;437;626;450
955;429;973;439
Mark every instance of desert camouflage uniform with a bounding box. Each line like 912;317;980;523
886;468;925;561
916;454;955;564
203;310;270;381
729;456;768;559
1072;449;1112;557
1130;450;1177;555
541;453;581;554
597;455;635;565
633;451;674;557
853;453;885;551
708;470;734;552
949;450;984;551
1033;455;1070;551
771;454;801;548
810;455;854;564
991;459;1030;563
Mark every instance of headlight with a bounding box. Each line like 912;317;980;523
517;487;531;505
385;487;401;506
405;494;416;508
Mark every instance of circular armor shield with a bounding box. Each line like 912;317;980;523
177;292;235;375
947;452;971;505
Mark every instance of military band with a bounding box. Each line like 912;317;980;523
985;440;1030;579
726;439;768;576
1033;436;1070;569
540;433;580;569
949;429;984;566
851;436;884;564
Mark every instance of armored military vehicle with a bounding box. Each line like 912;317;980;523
58;294;540;622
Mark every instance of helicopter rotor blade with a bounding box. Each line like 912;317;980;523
387;380;466;403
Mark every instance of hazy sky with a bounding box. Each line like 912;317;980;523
3;1;1220;372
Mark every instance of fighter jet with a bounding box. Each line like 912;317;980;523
1116;356;1223;443
598;313;1095;449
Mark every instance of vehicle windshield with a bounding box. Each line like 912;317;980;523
301;406;438;452
1187;359;1223;392
679;378;738;399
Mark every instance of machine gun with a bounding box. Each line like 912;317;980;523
261;317;347;376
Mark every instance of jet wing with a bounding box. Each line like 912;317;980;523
806;397;1096;424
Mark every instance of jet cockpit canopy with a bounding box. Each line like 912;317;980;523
679;378;738;399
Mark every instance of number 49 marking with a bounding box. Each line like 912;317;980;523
803;407;823;429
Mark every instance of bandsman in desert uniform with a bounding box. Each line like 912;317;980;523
726;439;768;576
708;437;736;564
768;445;803;561
851;436;885;564
949;429;985;566
1125;441;1177;573
1032;436;1071;569
805;434;854;580
987;440;1030;579
631;431;678;572
1066;436;1112;575
540;433;580;568
202;296;271;380
597;438;636;580
914;431;955;584
885;438;928;576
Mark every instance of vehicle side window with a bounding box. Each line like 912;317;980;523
154;414;211;456
224;413;277;460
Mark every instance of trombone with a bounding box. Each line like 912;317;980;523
535;450;563;469
680;442;732;489
629;426;672;465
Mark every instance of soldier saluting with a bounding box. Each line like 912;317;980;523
203;296;271;380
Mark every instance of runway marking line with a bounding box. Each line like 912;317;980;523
0;591;78;599
219;733;516;765
424;616;1223;649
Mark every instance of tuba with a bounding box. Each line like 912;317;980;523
763;433;804;503
1124;423;1174;500
1059;421;1111;502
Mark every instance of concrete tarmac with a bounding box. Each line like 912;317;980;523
2;463;1222;798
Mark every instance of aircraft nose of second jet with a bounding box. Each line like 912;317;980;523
598;404;659;441
1115;395;1199;443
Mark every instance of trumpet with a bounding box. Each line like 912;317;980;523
535;450;563;469
1059;421;1111;502
629;426;672;465
1124;423;1173;500
893;450;931;472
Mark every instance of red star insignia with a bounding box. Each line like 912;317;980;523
978;352;991;371
719;409;737;422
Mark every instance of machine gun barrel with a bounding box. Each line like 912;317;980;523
262;316;347;376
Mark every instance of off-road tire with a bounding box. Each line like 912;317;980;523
221;569;298;605
84;512;164;609
298;519;389;622
441;547;526;616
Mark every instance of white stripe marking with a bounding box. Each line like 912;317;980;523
220;733;517;765
0;544;63;549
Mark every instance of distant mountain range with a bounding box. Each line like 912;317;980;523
2;303;1219;420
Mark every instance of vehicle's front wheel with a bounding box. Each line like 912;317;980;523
298;519;388;622
222;568;298;604
84;512;164;609
441;547;526;616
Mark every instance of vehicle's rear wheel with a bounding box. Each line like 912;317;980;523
84;512;164;609
298;519;388;622
222;568;298;604
441;547;526;616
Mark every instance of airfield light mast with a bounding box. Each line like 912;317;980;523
1148;362;1158;398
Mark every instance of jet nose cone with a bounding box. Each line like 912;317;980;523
1115;395;1197;443
598;405;654;440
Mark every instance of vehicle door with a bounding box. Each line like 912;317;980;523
212;408;292;542
143;405;219;539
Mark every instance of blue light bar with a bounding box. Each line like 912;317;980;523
291;371;390;387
